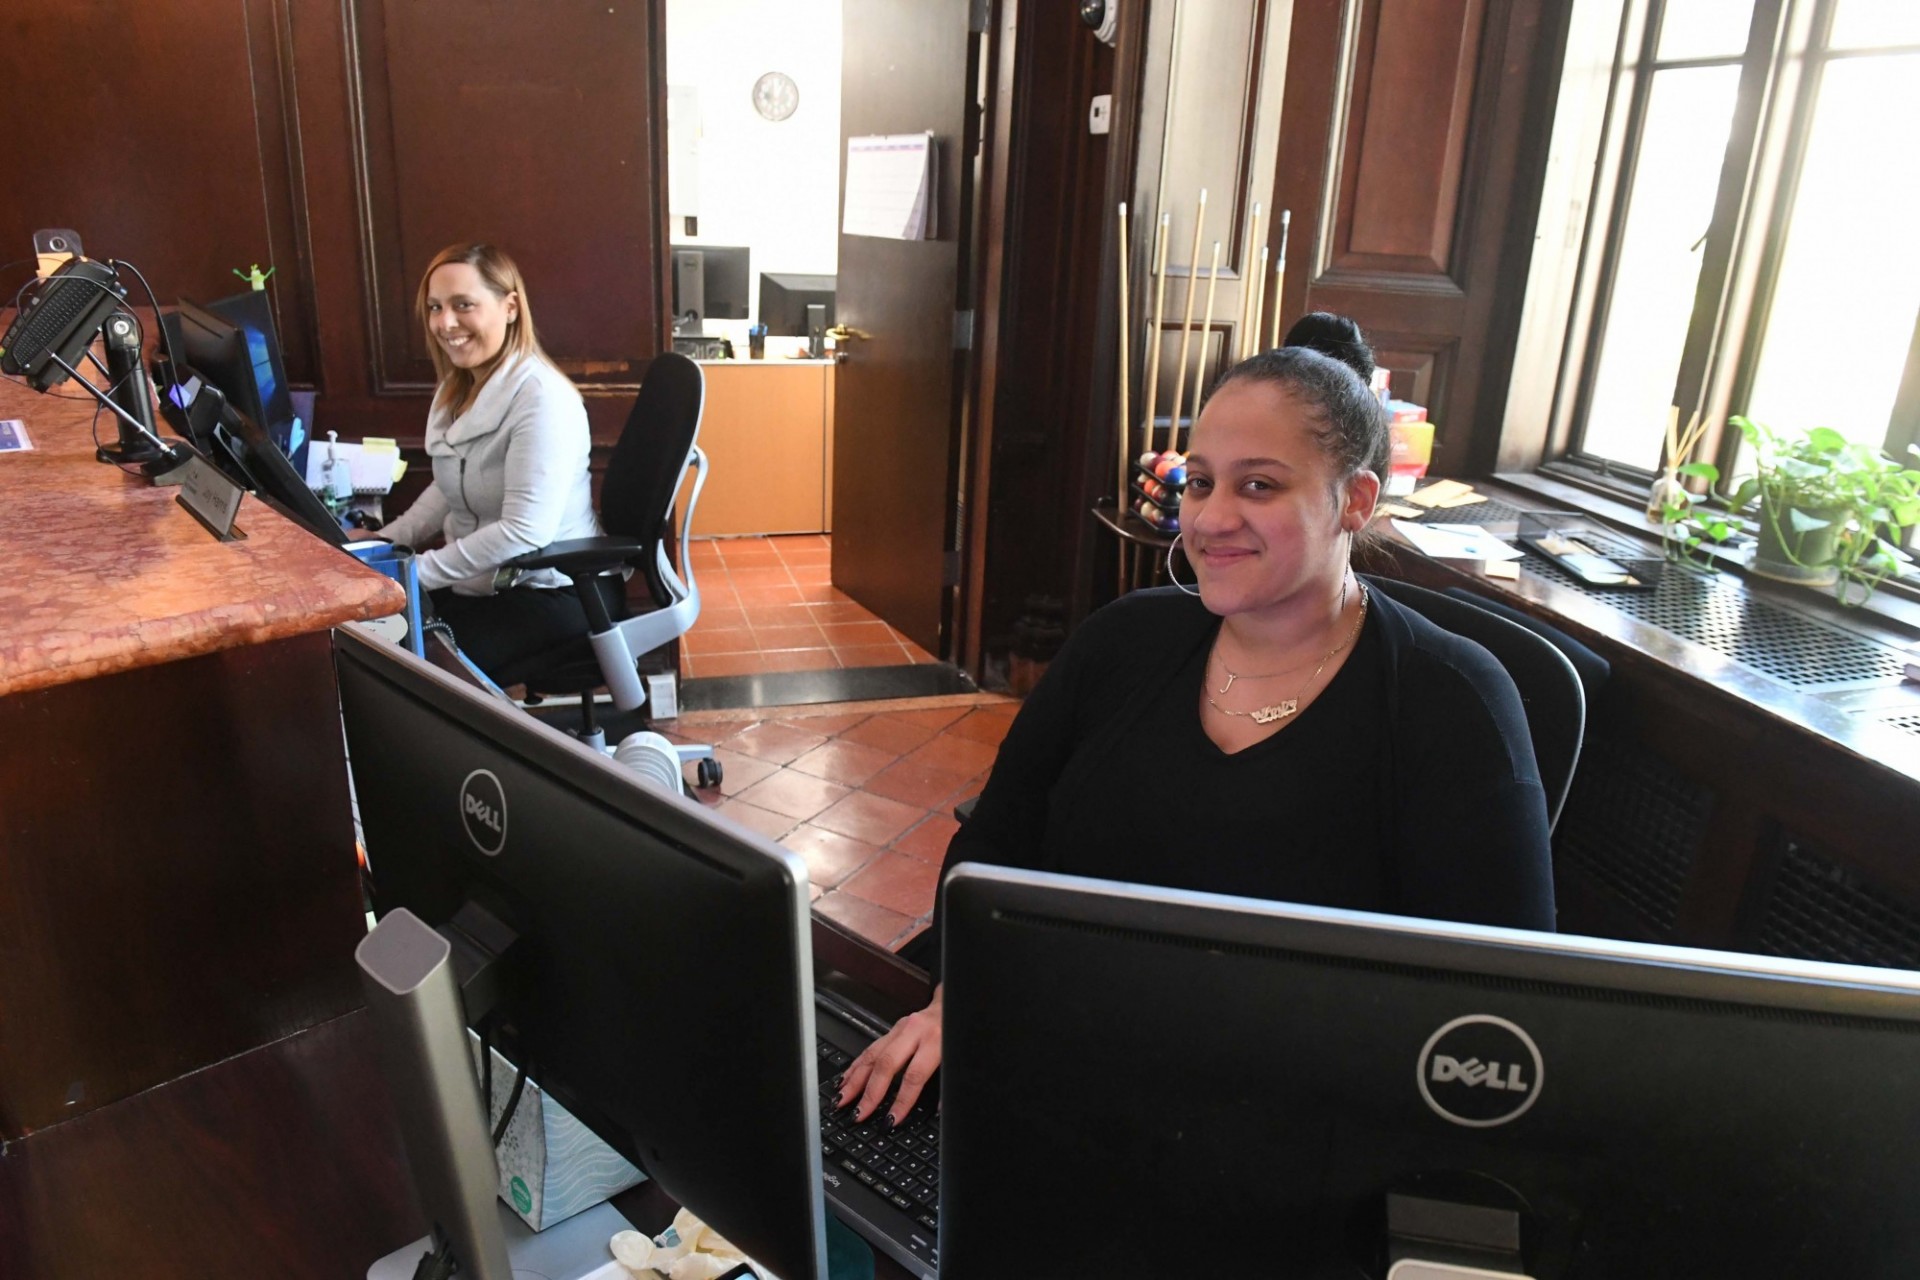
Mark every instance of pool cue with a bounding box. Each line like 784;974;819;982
1249;243;1270;365
1116;202;1133;538
1238;202;1263;358
1167;188;1208;453
1269;209;1292;349
1189;239;1222;427
1141;212;1171;461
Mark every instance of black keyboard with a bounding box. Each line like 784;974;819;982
814;1032;940;1277
0;260;123;379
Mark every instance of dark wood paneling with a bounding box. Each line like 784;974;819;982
349;0;666;394
970;0;1119;666
1333;0;1487;276
2;0;670;448
0;633;367;1138
1273;0;1566;476
0;1;314;375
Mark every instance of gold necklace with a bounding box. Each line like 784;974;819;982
1206;582;1369;725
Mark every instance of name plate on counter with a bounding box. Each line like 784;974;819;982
174;454;248;541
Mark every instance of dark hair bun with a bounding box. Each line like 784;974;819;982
1282;312;1375;382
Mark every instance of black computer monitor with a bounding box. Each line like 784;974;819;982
758;273;836;338
162;298;297;458
670;245;751;330
206;289;303;464
334;626;829;1280
939;864;1920;1278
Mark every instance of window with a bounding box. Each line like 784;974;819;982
1534;0;1920;490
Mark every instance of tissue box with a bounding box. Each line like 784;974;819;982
469;1034;646;1230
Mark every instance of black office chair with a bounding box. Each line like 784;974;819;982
1371;576;1585;832
498;351;721;786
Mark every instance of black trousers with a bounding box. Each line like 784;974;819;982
428;583;606;684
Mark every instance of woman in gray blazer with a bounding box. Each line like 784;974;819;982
378;243;605;678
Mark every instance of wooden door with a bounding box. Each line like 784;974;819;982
831;0;978;656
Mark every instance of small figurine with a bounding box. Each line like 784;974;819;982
232;264;276;291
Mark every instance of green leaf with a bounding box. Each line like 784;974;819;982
1728;478;1760;510
1894;500;1920;526
1677;462;1719;481
1807;427;1847;453
1787;508;1832;534
1706;520;1731;541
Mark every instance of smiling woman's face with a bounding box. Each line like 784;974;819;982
423;261;518;369
1181;378;1360;618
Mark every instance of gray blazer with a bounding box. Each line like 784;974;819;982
380;354;600;595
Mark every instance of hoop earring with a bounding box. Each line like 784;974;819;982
1167;533;1203;597
1340;529;1353;611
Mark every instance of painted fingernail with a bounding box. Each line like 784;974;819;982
886;1112;900;1128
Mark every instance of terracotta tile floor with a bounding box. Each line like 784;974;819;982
658;693;1019;951
684;535;939;677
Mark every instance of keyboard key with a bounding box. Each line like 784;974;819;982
890;1192;914;1211
916;1213;939;1233
837;1158;860;1177
873;1181;896;1199
855;1168;877;1187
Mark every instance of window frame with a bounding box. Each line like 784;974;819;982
1515;0;1920;495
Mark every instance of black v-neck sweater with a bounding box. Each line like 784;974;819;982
934;581;1555;956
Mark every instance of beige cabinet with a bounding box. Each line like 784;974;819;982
678;360;834;537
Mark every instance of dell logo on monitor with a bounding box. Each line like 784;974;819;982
460;769;508;856
1417;1014;1543;1128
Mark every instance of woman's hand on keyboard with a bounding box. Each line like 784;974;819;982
834;984;944;1126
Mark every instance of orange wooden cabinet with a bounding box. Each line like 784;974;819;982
677;359;835;537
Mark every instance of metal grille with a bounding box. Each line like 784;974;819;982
1524;557;1908;689
1553;735;1712;937
1880;710;1920;737
1754;839;1920;970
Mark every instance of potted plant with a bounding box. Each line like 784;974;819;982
1723;416;1920;602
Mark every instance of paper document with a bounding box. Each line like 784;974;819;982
304;438;402;494
1406;479;1475;507
843;133;938;240
1392;520;1523;562
0;419;31;452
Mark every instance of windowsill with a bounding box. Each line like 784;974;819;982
1501;466;1920;635
1376;475;1920;792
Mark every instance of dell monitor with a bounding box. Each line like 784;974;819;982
758;273;836;338
206;289;303;464
939;864;1920;1278
163;297;298;459
334;625;829;1280
670;245;751;332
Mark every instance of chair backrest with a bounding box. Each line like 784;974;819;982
600;351;705;544
1371;577;1586;833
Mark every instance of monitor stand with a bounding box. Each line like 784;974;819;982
358;909;634;1280
367;1199;632;1280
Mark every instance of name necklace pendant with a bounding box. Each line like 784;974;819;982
1207;582;1369;725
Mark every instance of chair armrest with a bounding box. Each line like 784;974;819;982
508;536;646;576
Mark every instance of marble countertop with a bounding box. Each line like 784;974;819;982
0;375;405;696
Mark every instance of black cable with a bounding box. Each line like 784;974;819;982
410;1225;457;1280
492;1055;531;1148
107;258;189;426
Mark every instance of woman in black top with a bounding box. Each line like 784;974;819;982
833;321;1554;1127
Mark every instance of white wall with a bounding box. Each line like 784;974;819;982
666;0;842;349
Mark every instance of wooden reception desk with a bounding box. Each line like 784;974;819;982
0;373;404;1148
680;358;836;537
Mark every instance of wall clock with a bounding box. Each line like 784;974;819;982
753;71;799;122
